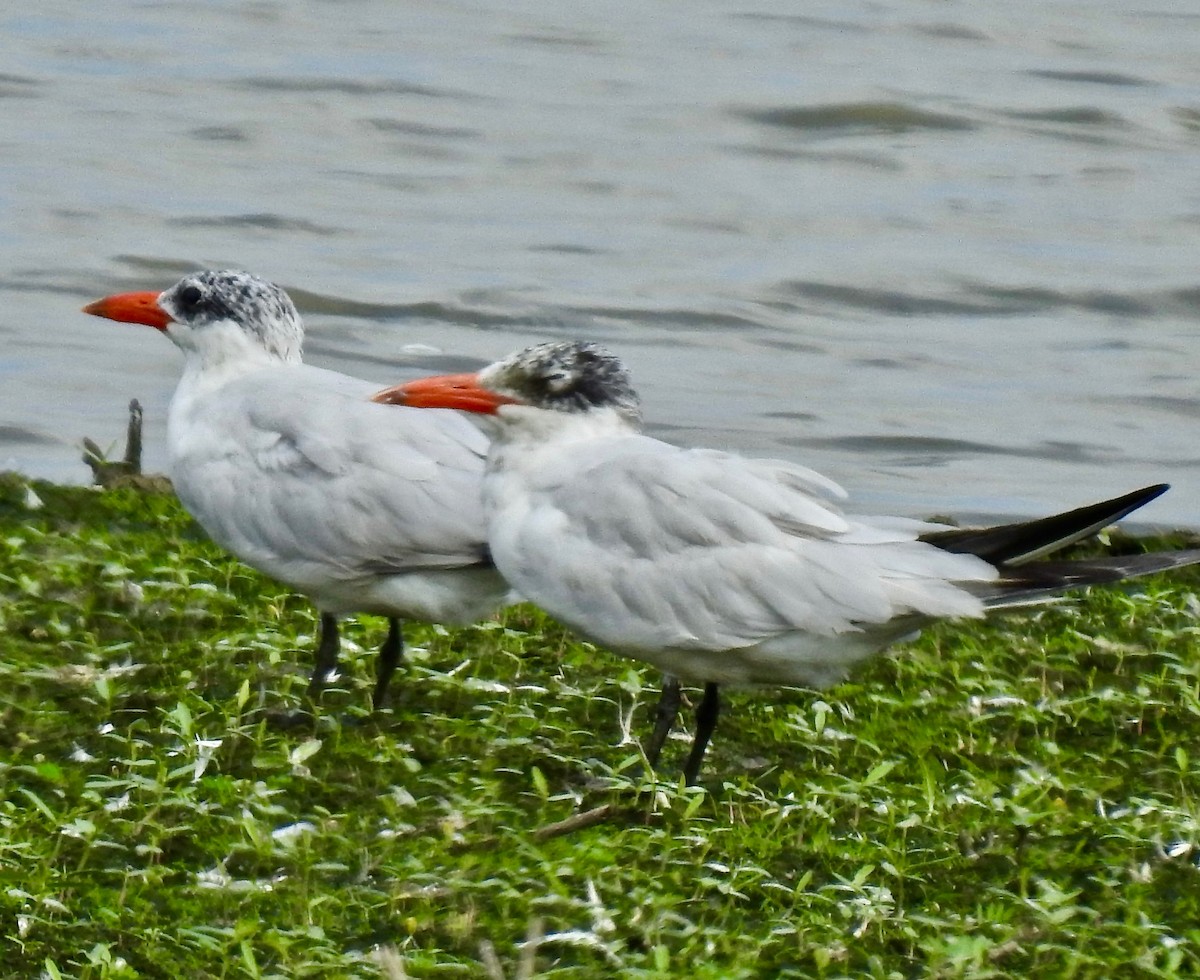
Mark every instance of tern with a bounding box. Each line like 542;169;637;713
84;270;510;708
373;340;1200;784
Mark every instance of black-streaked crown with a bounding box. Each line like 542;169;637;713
160;270;303;360
485;341;642;423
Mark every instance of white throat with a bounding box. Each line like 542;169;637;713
491;403;634;451
170;318;300;376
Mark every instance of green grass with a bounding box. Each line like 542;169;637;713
2;472;1200;978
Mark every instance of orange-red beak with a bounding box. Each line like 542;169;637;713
82;290;172;331
372;373;519;414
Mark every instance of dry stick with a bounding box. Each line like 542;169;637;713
478;940;505;980
82;398;144;486
532;803;618;841
123;398;143;472
516;918;544;980
445;803;624;859
478;917;543;980
446;803;620;857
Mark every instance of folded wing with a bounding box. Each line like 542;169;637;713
171;365;494;589
495;436;995;654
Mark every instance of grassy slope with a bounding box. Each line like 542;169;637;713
1;474;1199;978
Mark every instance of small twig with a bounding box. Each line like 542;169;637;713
81;437;109;475
533;803;618;841
477;917;543;980
479;940;505;980
516;918;544;980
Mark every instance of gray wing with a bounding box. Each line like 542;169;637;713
494;436;995;654
170;364;492;587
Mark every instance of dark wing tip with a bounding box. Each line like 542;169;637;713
922;483;1173;567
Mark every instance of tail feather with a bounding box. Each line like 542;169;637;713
922;484;1169;566
979;547;1200;609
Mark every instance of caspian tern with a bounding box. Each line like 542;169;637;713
84;270;510;708
373;340;1200;784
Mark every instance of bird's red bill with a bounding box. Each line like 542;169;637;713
82;291;171;331
372;373;518;414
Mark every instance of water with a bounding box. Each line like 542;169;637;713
2;0;1199;525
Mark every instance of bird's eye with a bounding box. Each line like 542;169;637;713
177;284;203;308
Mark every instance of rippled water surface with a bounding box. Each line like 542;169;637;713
3;1;1199;524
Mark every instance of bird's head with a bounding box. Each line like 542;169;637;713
84;270;304;366
373;341;642;427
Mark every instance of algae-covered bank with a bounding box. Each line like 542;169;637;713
2;473;1200;977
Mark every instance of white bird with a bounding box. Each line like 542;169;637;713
372;340;1200;784
84;270;510;708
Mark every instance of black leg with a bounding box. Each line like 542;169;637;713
373;617;405;709
643;675;682;768
308;613;340;699
682;682;720;786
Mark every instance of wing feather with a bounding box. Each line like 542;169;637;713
170;364;492;589
493;435;994;654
